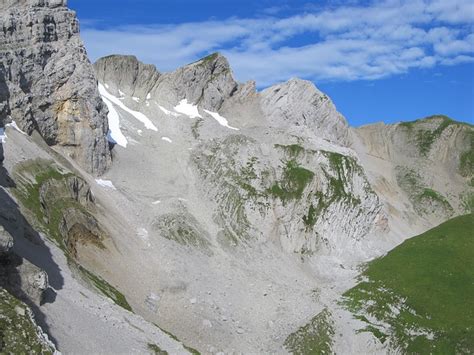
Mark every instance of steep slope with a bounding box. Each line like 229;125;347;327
0;0;110;174
0;1;193;353
352;116;473;231
90;53;472;353
343;213;473;353
0;0;471;351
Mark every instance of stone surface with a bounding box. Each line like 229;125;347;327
0;225;13;254
0;0;110;174
260;78;350;145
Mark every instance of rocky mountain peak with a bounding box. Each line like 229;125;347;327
157;52;238;110
0;0;67;10
94;55;161;99
260;77;350;144
0;0;110;174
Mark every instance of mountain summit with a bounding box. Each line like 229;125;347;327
0;1;472;354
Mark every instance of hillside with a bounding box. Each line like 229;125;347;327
0;0;472;353
343;213;474;354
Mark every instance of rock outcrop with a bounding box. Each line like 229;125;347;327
353;115;473;226
0;0;110;174
0;226;48;306
0;288;57;353
95;52;239;112
260;78;350;145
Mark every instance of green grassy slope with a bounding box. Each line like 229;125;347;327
343;213;474;354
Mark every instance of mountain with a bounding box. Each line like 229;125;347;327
0;0;110;174
0;1;472;354
343;213;473;353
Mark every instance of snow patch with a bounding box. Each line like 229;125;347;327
137;129;143;136
118;89;125;97
204;109;239;130
174;99;202;118
100;93;128;147
0;127;6;143
98;84;158;131
95;179;116;190
146;93;151;100
152;200;161;205
6;121;27;135
105;83;109;89
132;97;140;103
158;105;180;117
161;137;172;143
137;228;151;247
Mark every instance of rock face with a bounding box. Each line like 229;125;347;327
0;0;110;174
0;288;57;354
90;52;471;354
0;0;472;350
0;226;48;305
260;78;350;145
94;55;161;100
95;52;239;111
352;116;473;226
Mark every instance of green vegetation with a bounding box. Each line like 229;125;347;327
396;167;453;216
191;118;203;140
461;192;474;213
154;212;211;251
12;159;104;253
192;137;265;245
12;159;72;249
0;288;55;354
416;188;454;214
342;214;474;353
400;115;473;156
11;160;131;313
284;308;335;354
274;144;305;157
148;343;168;355
302;204;317;228
459;132;473;177
269;160;315;202
78;265;132;312
199;52;219;65
154;323;201;355
321;151;363;205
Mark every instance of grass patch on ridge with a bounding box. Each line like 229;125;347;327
342;213;474;353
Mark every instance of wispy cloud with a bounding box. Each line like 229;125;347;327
81;0;474;87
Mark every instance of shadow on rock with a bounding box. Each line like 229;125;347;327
0;155;63;347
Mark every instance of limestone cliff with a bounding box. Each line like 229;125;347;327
0;0;110;174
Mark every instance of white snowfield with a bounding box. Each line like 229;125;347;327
0;122;29;143
161;137;173;143
95;179;116;190
100;94;128;148
7;121;27;135
174;99;202;118
0;127;5;143
158;105;181;117
203;109;239;130
98;84;158;131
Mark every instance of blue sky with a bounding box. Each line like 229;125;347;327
70;0;474;126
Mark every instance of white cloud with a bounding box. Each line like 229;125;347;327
81;0;474;87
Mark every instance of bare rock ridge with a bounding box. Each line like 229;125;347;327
91;51;472;353
95;52;239;112
0;0;110;174
95;53;350;144
0;0;472;353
